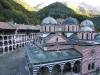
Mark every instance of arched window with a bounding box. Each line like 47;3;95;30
82;33;84;39
87;33;88;40
88;64;91;70
56;37;58;42
45;26;46;32
88;63;95;70
68;26;69;31
92;63;94;69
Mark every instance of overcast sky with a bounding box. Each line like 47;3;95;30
24;0;100;7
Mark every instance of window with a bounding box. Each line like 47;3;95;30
92;63;94;69
68;26;69;31
88;63;95;70
56;37;58;42
90;50;94;56
87;33;88;40
45;26;46;32
82;33;84;39
88;64;91;70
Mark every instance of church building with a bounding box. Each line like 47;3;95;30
24;16;100;75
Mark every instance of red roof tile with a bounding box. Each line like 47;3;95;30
0;22;15;29
17;24;39;30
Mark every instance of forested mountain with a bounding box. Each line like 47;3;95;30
0;0;100;31
14;0;36;11
0;0;40;24
36;2;87;23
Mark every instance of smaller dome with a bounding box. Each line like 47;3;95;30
80;20;94;27
62;51;69;56
95;34;100;40
36;53;46;60
41;16;57;25
63;17;78;25
81;26;93;32
70;33;78;40
50;52;58;58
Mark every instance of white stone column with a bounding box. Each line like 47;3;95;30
32;66;39;75
24;35;25;42
11;45;13;51
2;36;4;46
71;62;75;75
60;64;64;75
20;43;22;48
2;47;5;54
7;46;9;52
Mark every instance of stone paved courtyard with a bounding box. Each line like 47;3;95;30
0;48;29;75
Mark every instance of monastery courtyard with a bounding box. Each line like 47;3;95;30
0;49;100;75
0;49;29;75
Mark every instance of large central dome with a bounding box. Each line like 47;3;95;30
62;17;78;25
41;16;57;25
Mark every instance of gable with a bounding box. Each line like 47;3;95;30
46;35;67;43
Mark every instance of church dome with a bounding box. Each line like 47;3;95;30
81;26;93;32
80;20;94;27
95;34;100;40
62;17;78;25
62;51;69;56
36;53;46;60
41;16;57;25
50;52;58;58
70;33;78;40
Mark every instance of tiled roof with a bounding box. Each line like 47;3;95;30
24;43;82;65
17;24;39;30
0;22;15;29
0;22;39;30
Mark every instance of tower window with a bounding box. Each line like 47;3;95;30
45;26;46;32
87;33;88;40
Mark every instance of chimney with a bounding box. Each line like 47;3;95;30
9;19;14;24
